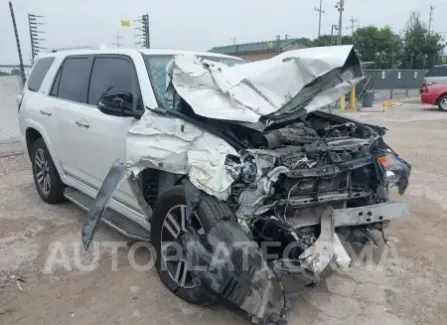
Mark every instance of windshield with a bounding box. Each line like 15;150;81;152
144;54;245;109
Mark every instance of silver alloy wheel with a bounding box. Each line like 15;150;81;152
35;148;51;195
441;97;447;110
161;204;205;288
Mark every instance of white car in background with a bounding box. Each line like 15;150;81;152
18;46;411;325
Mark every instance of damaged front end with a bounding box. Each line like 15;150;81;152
82;45;411;325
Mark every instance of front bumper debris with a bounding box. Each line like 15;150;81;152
333;201;409;227
298;201;408;278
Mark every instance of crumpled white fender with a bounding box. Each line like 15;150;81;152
126;110;239;200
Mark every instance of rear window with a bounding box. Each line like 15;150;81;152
27;57;55;91
426;66;447;77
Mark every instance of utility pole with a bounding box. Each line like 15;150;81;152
335;0;345;45
314;0;325;38
231;37;237;45
346;16;358;34
113;31;123;48
428;3;434;35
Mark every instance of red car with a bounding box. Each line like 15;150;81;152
421;65;447;111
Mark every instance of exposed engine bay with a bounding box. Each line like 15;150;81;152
177;110;410;325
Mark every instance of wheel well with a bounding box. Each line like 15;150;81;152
436;93;447;105
25;128;43;158
139;168;184;207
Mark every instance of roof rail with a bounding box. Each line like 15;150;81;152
47;45;99;53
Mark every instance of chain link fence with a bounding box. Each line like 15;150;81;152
0;64;31;156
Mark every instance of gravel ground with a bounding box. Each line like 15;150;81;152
1;102;446;325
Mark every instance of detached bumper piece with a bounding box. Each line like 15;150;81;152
299;206;352;280
298;201;408;279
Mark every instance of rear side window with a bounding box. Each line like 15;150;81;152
88;57;137;105
426;66;447;77
52;57;92;103
27;57;55;91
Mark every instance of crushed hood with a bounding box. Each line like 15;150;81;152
166;45;364;125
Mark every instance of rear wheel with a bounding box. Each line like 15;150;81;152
438;95;447;111
31;138;65;204
150;185;232;305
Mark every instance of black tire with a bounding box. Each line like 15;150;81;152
150;185;232;305
31;138;65;204
438;95;447;111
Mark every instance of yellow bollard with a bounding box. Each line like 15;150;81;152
349;87;356;110
339;95;345;111
383;100;393;108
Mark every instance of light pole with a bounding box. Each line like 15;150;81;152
28;13;45;63
335;0;345;45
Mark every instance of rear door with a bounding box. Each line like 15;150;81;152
48;55;94;182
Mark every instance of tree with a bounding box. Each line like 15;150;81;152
400;12;445;69
312;34;353;47
351;26;402;69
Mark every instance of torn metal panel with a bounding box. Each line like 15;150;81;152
183;220;284;322
299;206;335;279
82;158;127;250
167;45;363;124
126;110;240;200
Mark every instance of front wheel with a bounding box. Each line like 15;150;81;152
150;185;231;305
438;95;447;111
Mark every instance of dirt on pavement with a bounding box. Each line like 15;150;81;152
1;102;446;325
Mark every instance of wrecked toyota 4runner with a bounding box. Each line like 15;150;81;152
83;45;410;325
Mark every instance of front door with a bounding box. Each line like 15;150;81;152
73;55;143;211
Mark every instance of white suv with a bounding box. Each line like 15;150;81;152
19;46;411;325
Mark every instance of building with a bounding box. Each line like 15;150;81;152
209;37;310;61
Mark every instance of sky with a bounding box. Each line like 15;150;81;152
1;0;446;64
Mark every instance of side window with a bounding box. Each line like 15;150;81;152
88;57;138;106
50;70;61;97
54;57;92;103
426;66;447;77
27;57;55;92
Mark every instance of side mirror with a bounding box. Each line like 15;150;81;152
97;91;141;118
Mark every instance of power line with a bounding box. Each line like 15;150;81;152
314;0;325;38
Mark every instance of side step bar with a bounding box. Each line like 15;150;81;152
64;188;151;241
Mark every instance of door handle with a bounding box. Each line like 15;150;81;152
75;119;90;128
39;109;52;116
